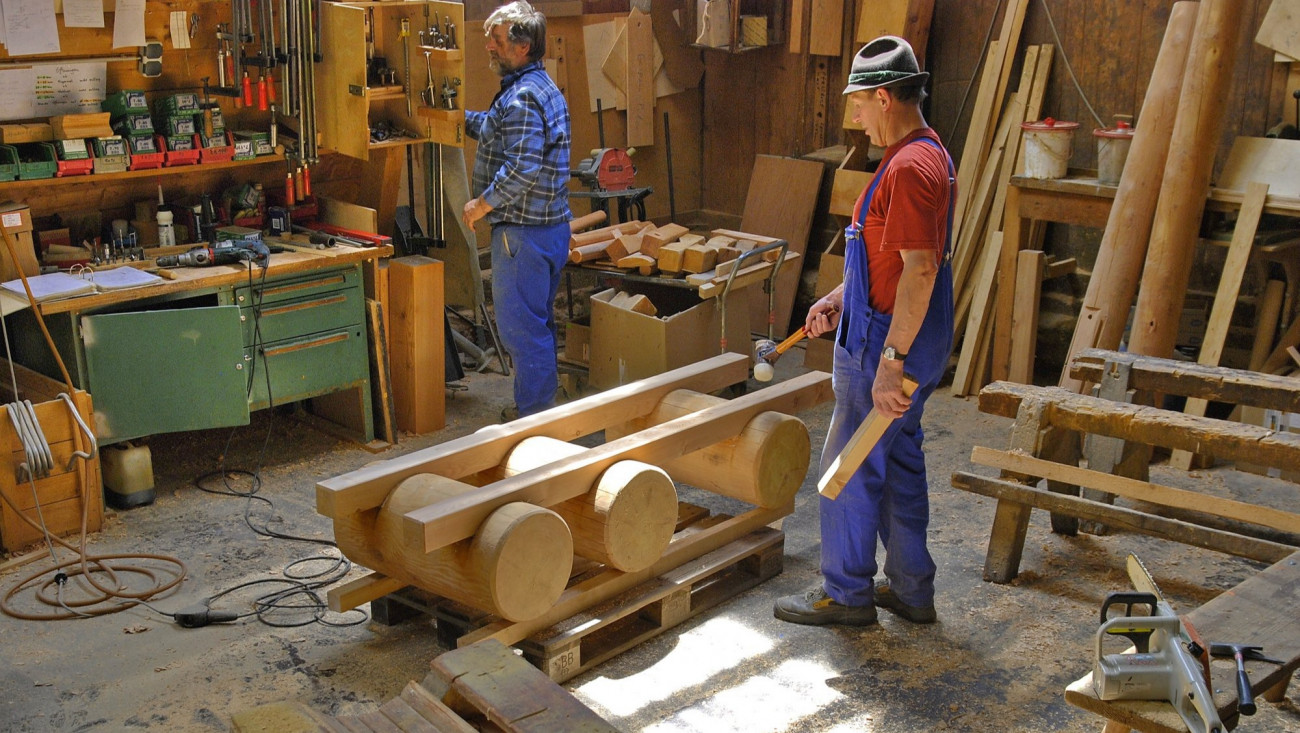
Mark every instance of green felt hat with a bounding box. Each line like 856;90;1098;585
843;36;929;95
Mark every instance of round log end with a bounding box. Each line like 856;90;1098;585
472;502;573;622
589;460;678;572
750;415;812;507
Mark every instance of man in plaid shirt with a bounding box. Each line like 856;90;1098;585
463;1;571;419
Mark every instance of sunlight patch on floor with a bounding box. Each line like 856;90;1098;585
575;616;774;717
645;658;848;733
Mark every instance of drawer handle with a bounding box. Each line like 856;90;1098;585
260;294;348;317
256;274;347;298
262;331;350;357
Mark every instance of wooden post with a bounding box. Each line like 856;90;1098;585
1008;249;1045;384
1128;0;1247;361
1058;2;1197;393
389;256;445;434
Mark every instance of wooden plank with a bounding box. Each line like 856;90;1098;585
1249;279;1287;370
952;93;1012;305
971;446;1300;536
976;381;1300;471
1217;138;1300;197
740;155;824;337
365;299;398;445
379;695;441;733
789;0;806;54
230;701;350;733
327;572;407;613
808;0;845;56
830;168;872;217
625;9;655;147
319;196;379;234
316;353;751;517
951;471;1296;565
1260;314;1300;374
1007;249;1044;384
1256;2;1300;77
431;639;619;732
404;371;832;553
397;683;476;733
650;0;704;88
1069;348;1300;413
818;377;918;498
1169;181;1268;469
953;39;1003;238
952;232;1003;395
696;251;800;299
388;257;445;434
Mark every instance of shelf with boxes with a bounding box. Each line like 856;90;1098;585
317;0;466;160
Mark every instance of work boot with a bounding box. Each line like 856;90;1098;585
500;405;520;422
873;581;937;624
773;586;877;626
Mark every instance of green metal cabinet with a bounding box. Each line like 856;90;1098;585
6;262;374;445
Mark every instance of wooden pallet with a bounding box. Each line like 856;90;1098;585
373;505;784;683
231;638;618;733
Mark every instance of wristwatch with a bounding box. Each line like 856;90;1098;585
881;346;907;362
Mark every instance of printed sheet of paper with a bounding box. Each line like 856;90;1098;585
62;0;104;28
2;0;62;56
111;0;145;48
0;68;38;120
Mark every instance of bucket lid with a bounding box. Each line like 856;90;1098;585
1021;117;1079;132
1093;121;1135;139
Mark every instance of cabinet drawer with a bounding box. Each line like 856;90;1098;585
232;266;360;307
245;325;369;410
240;285;363;345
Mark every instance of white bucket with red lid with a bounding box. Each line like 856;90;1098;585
1020;118;1079;179
1093;120;1135;185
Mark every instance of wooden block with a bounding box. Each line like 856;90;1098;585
569;240;613;263
642;224;689;256
0;123;53;144
572;221;643;248
681;244;718;273
604;231;643;261
615;253;655;270
623;293;656;316
657;241;690;273
710;228;779;244
714;246;740;264
388;256;445;434
808;0;845;56
50;113;112;139
741;15;768;47
704;235;736;249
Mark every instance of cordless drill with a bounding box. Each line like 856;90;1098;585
156;239;271;269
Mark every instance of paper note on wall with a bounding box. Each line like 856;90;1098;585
34;63;107;117
0;68;38;120
2;0;62;56
111;0;145;48
62;0;105;28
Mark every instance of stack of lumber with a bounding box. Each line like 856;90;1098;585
567;217;801;300
948;36;1054;397
231;639;619;732
317;354;830;650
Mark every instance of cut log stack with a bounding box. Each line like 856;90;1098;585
567;217;801;299
317;354;832;648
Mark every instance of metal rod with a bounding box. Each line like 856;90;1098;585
663;111;676;222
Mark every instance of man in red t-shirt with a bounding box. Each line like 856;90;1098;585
774;36;955;627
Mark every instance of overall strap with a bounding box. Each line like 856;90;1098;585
912;136;958;265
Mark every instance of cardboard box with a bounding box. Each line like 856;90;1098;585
0;202;38;281
564;318;590;365
589;288;749;389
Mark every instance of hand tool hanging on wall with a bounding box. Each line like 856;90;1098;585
400;18;413;116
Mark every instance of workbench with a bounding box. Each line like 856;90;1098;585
0;244;389;447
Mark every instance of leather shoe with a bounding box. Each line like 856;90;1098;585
773;586;877;626
873;581;936;624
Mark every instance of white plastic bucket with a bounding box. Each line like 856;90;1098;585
1094;121;1135;185
1020;118;1078;179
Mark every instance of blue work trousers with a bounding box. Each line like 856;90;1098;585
490;221;570;416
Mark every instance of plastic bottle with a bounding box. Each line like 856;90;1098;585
156;209;176;247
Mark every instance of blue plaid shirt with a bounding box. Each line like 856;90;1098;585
466;61;571;226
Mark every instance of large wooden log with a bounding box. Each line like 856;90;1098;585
500;437;678;572
404;370;832;554
604;390;811;508
334;474;572;622
1058;2;1197;392
1128;0;1247;360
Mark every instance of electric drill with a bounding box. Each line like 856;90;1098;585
156;239;271;269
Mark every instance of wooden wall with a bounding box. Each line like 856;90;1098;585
703;0;1290;216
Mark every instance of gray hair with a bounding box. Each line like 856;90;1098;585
484;2;547;62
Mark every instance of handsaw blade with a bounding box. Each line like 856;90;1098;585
1126;553;1163;600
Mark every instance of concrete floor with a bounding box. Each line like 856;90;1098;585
1;347;1297;732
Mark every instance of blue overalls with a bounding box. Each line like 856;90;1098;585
490;220;571;416
820;136;955;608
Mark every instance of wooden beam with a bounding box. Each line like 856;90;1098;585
977;381;1300;470
315;353;751;518
952;471;1296;566
1069;349;1300;413
405;371;833;553
327;571;407;612
388;256;445;434
953;232;1003;395
971;446;1300;535
1170;181;1269;469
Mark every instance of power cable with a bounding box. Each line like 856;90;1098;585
1036;0;1107;129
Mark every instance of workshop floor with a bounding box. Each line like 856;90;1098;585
1;347;1298;733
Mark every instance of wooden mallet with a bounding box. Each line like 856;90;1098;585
817;375;918;499
752;327;811;382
